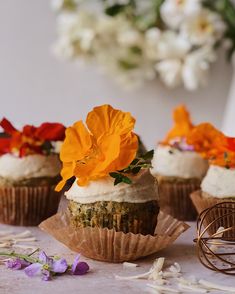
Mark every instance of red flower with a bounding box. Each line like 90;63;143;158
0;118;65;157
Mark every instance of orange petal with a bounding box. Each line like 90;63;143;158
186;123;226;158
55;179;66;192
86;104;136;139
74;134;121;185
56;162;75;191
163;105;193;143
107;132;138;172
60;121;92;163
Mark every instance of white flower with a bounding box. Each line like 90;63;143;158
180;9;226;46
160;0;201;29
53;36;75;59
182;46;217;90
55;11;97;57
144;28;162;59
154;31;191;60
117;30;142;47
155;59;182;88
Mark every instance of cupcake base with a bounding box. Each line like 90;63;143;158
156;175;200;221
40;210;189;263
68;200;159;235
191;190;235;239
0;185;61;226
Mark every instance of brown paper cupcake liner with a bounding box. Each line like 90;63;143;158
191;190;235;239
0;186;61;226
157;176;200;221
39;210;189;263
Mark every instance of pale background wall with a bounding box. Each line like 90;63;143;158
0;0;233;148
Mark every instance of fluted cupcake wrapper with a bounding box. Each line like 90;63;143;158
156;176;199;221
0;186;61;226
39;211;189;263
191;190;235;239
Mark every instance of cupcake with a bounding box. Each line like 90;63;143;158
151;105;208;220
56;104;159;235
0;118;66;225
189;124;235;237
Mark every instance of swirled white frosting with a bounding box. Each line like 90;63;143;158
151;145;208;179
65;170;158;204
0;154;61;181
201;165;235;198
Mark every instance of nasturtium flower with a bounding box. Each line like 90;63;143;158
56;104;138;190
186;123;235;168
163;105;194;145
186;123;227;158
0;118;66;157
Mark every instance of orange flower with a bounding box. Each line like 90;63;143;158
209;136;235;168
163;105;193;144
186;123;226;159
56;105;138;190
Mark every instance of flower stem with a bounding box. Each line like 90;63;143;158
0;252;38;264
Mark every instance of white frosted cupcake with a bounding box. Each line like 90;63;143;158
189;123;235;237
56;105;159;235
151;106;208;220
66;169;159;235
0;118;65;225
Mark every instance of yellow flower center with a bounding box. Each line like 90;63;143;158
199;19;212;33
176;0;185;6
43;264;50;270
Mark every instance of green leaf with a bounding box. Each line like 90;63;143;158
132;166;141;174
142;150;154;161
121;175;132;184
131;158;139;165
42;141;53;155
118;60;138;70
105;4;128;16
109;172;120;179
129;46;142;55
114;177;122;185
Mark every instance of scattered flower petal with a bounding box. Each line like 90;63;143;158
24;263;42;277
71;255;89;275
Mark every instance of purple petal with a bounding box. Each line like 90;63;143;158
5;258;30;270
52;258;68;274
71;254;80;273
24;263;42;277
38;251;48;263
5;258;23;270
71;254;81;273
71;261;89;275
41;269;51;281
38;251;53;267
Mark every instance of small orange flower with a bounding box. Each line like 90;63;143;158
56;105;138;190
162;105;193;144
186;123;226;159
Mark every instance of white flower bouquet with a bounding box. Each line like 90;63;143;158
52;0;235;90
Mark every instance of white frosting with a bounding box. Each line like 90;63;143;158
51;141;63;154
151;145;208;179
0;154;61;181
65;170;158;204
201;165;235;198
